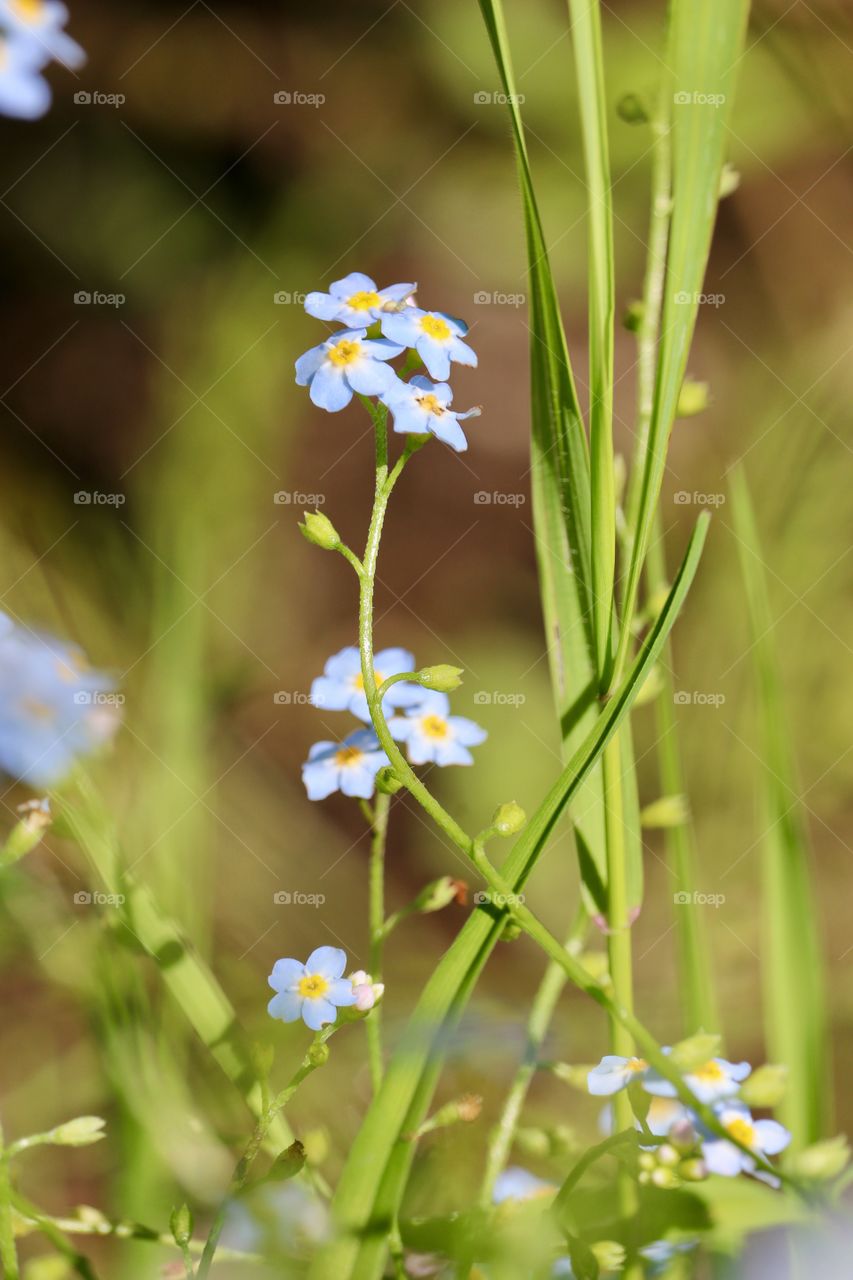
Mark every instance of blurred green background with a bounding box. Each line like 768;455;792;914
0;0;851;1272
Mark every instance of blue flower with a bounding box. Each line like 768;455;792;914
492;1166;554;1205
639;1239;698;1276
301;727;389;801
0;1;85;71
383;375;480;452
390;691;486;767
310;645;423;722
304;271;416;327
0;29;51;118
700;1102;790;1178
587;1054;650;1096
295;328;403;412
380;308;476;381
267;946;357;1031
644;1052;751;1105
0;613;121;787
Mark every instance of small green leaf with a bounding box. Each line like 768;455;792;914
670;1033;721;1073
787;1136;850;1182
739;1064;788;1109
266;1140;307;1183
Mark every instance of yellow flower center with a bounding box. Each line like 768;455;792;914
346;290;380;311
421;714;449;740
22;697;55;722
13;0;44;21
327;339;362;368
626;1057;648;1073
335;746;364;767
725;1115;756;1148
55;653;89;683
420;314;451;341
416;393;445;416
353;669;384;691
298;973;330;1000
691;1060;725;1083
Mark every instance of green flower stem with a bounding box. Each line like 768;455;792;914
478;905;587;1206
196;1027;336;1279
0;1122;19;1280
552;1128;645;1220
355;417;794;1189
367;791;391;1094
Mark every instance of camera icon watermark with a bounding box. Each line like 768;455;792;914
674;290;725;307
474;890;526;907
73;90;126;108
73;491;126;506
273;890;326;907
673;91;726;107
273;90;325;107
673;691;726;708
74;890;126;906
673;491;725;507
272;691;313;706
274;491;326;505
73;290;125;307
673;890;725;908
473;91;526;105
73;691;125;707
474;491;526;507
472;691;526;707
273;291;307;305
473;290;526;307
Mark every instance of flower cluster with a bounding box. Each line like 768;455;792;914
301;645;486;801
0;1;85;120
0;611;120;787
295;271;481;452
267;946;383;1031
587;1050;790;1181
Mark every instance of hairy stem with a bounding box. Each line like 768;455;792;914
367;792;391;1093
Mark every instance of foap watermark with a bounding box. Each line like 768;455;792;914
74;90;125;108
474;890;526;907
673;691;726;708
674;890;725;908
673;91;726;107
74;491;126;506
274;291;307;306
273;691;313;706
473;290;526;308
674;491;725;507
474;91;525;105
273;90;325;107
674;290;725;307
74;291;125;308
474;491;526;507
274;490;325;505
74;890;126;907
274;890;326;907
73;691;125;707
473;691;526;707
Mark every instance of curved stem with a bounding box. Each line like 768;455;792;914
367;792;391;1093
0;1123;19;1280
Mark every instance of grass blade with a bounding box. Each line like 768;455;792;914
729;468;828;1148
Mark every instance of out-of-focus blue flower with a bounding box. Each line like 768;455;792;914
383;375;480;452
587;1054;650;1096
304;271;416;327
0;1;85;70
492;1166;554;1205
295;328;403;412
310;645;422;722
267;946;357;1031
0;28;51;118
639;1239;698;1276
390;691;486;767
700;1103;790;1177
301;727;389;801
380;308;476;381
0;613;120;787
644;1052;751;1105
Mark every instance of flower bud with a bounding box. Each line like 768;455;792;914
640;794;690;829
349;971;385;1012
657;1143;680;1168
593;1242;626;1272
676;378;710;418
789;1136;851;1182
1;798;51;867
416;664;463;693
47;1116;107;1147
169;1204;193;1248
679;1157;708;1182
299;511;340;551
375;766;404;796
720;163;741;198
412;875;461;914
651;1166;681;1189
267;1140;306;1182
617;92;650;125
308;1041;330;1068
491;801;526;837
623;299;645;332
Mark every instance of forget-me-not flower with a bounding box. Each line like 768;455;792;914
301;727;389;801
295;328;403;412
587;1054;650;1096
304;271;416;327
380;308;476;381
0;613;121;787
492;1166;554;1205
639;1239;698;1276
644;1052;751;1105
349;969;384;1012
267;946;357;1031
0;28;51;118
0;1;85;70
383;375;480;452
310;645;422;722
700;1102;790;1178
390;691;486;767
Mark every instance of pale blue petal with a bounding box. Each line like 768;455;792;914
389;401;430;435
330;272;376;298
304;292;345;321
302;760;339;801
324;647;361;680
388;716;413;741
754;1119;791;1156
306;740;336;761
309;365;352;412
385;681;424;709
346;359;397;396
361;338;404;361
588;1056;632;1096
295;343;326;385
404;729;436;766
429;413;468;452
374;647;415;675
434;740;474;767
327;977;358;1007
268;958;305;991
339;761;379;798
449;336;478;367
416;337;451;381
448;716;487;747
302;997;337;1031
380;311;422;345
703;1140;745;1177
306;946;347;980
267;990;304;1023
310;675;354;711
